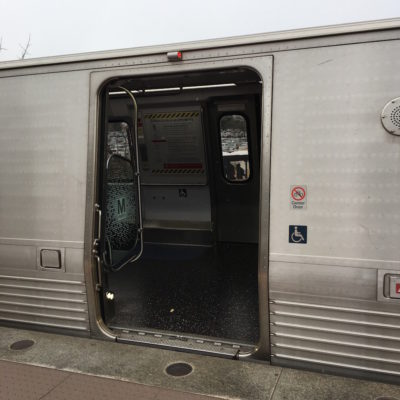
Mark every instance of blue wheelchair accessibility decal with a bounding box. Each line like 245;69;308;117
289;225;307;244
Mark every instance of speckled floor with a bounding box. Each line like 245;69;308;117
106;242;259;343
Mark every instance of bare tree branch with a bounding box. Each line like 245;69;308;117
19;34;31;59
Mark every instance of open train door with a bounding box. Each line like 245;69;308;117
87;56;273;359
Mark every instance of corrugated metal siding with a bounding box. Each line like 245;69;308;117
270;299;400;375
0;275;89;331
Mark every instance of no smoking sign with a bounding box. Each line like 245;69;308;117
290;185;307;210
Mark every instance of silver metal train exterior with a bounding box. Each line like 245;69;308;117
0;19;400;381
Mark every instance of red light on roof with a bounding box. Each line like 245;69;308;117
167;51;183;61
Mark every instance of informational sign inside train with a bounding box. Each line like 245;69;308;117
144;110;203;168
290;185;307;210
141;107;207;184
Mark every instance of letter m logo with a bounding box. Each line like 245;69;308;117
117;198;126;215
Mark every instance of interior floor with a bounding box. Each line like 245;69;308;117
105;242;259;344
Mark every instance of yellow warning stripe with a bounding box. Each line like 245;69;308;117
145;111;200;120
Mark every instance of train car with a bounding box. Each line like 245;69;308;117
0;18;400;381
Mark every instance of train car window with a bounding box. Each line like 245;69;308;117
107;121;131;160
219;114;250;182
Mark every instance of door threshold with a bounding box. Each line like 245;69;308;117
111;327;255;358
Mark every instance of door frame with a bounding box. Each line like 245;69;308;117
83;55;274;359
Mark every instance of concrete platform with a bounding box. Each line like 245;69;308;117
0;360;217;400
0;326;399;400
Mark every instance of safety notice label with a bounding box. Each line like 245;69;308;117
289;225;307;244
290;185;307;210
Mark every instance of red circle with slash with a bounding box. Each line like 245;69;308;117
291;186;306;201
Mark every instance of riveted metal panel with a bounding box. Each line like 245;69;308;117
270;40;400;263
0;70;90;331
0;71;89;242
0;19;399;72
269;39;400;375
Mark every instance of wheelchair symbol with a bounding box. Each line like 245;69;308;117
289;225;307;244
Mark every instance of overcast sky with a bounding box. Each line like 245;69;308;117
0;0;399;61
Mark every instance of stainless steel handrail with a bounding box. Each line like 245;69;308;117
105;86;144;271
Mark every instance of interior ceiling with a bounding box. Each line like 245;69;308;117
110;68;261;90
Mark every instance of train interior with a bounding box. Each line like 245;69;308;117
97;68;262;348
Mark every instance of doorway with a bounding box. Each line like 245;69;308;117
91;64;270;356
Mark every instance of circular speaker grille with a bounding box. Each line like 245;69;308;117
381;97;400;135
390;106;400;127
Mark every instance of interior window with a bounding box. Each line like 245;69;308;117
107;121;131;160
219;114;250;182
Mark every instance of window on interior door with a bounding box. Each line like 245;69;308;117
107;121;131;160
219;114;251;182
